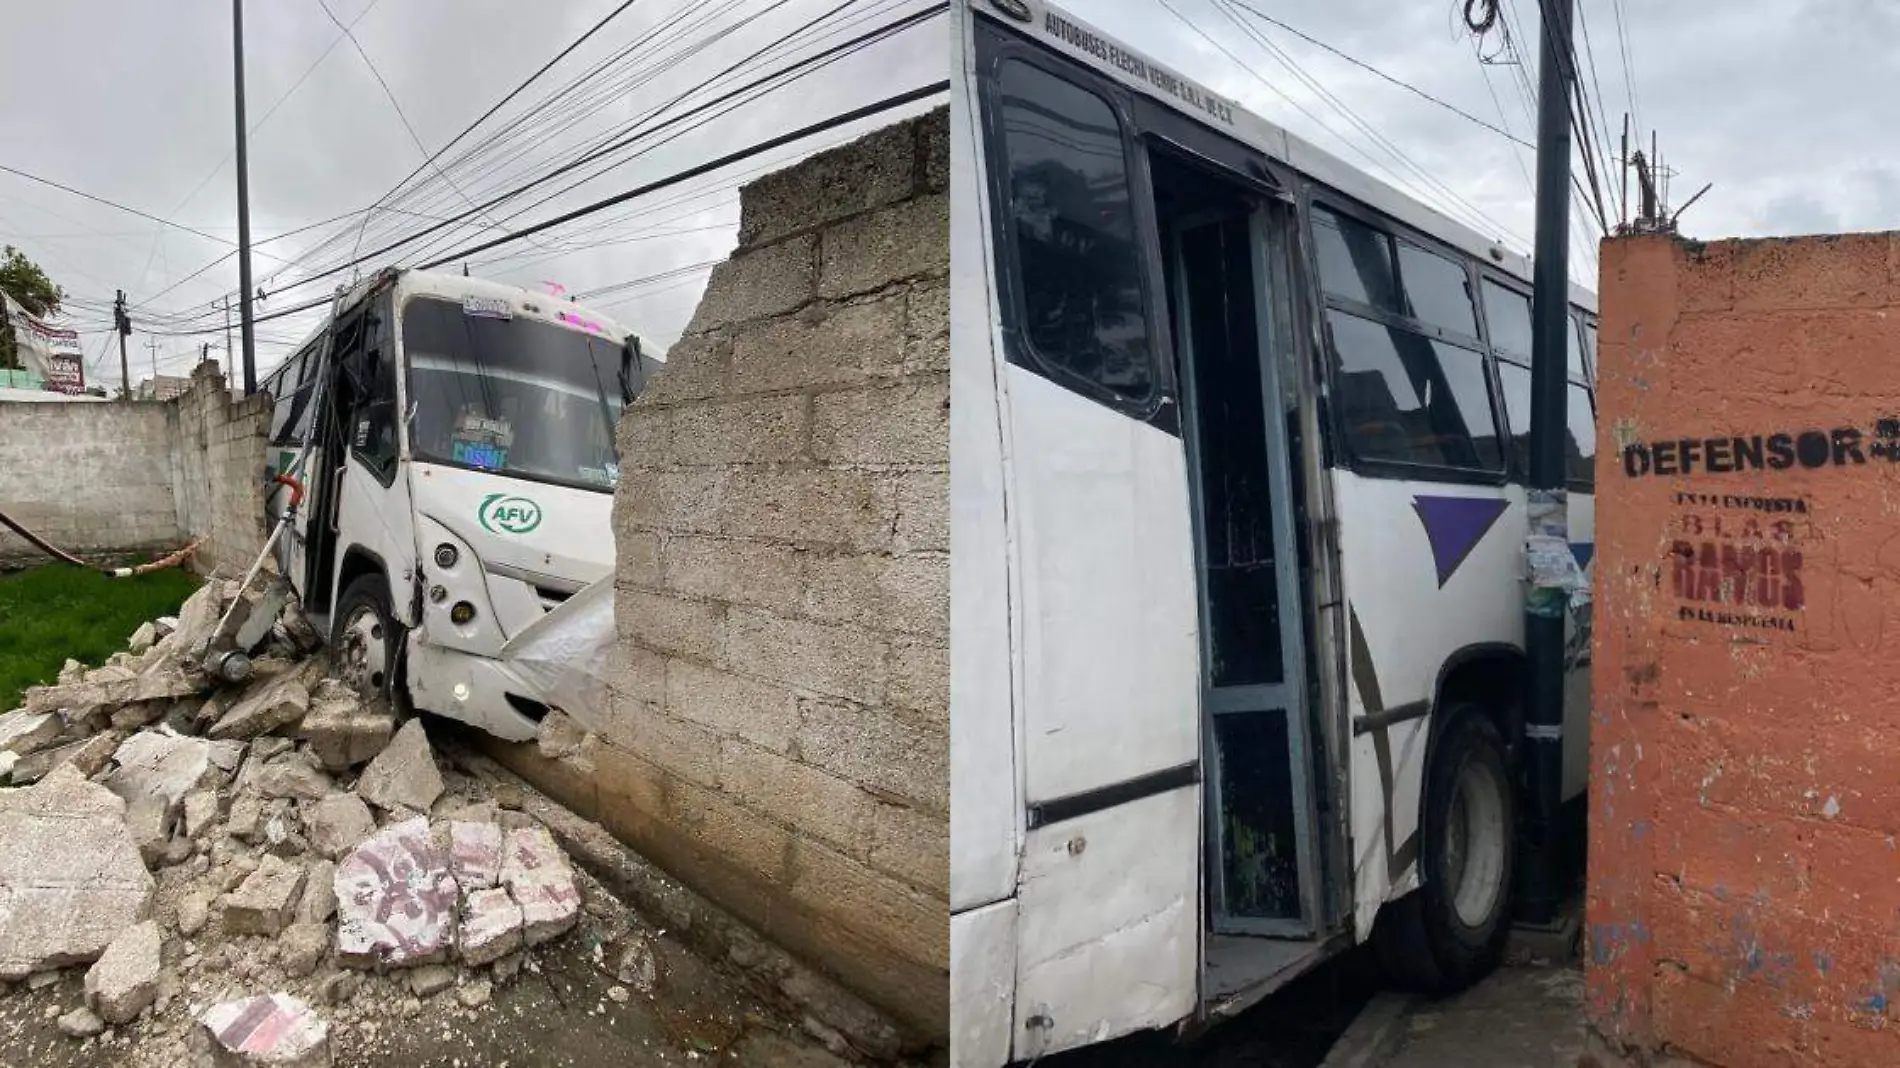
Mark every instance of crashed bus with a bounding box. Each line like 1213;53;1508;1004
257;267;662;738
948;0;1598;1063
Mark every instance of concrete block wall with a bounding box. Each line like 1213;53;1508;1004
499;111;949;1045
1589;233;1900;1067
0;396;180;565
0;359;269;573
167;360;272;576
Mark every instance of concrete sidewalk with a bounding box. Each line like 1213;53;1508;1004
1382;965;1585;1068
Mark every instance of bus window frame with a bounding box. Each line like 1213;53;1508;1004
974;17;1177;430
1473;268;1597;492
1302;188;1508;488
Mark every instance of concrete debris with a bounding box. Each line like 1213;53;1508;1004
456;977;492;1008
618;938;659;995
176;889;212;937
408;963;455;997
256;758;330;802
105;729;216;816
0;711;61;755
84;919;161;1024
280;922;329;979
11;736;103;785
354;718;444;813
208;676;309;741
126;793;175;867
226;794;264;843
306;792;375;860
201;993;331;1068
248;735;292;765
27;969;60;990
129;622;158;656
449;819;504;890
501;825;582;946
298;859;338;924
223;854;306;936
0;764;156;979
456;887;522;967
57;1005;106;1039
534;710;587;761
207;739;244;772
167;582;223;662
299;683;394;771
182;789;219;839
263;801;309;857
58;658;86;685
335;817;457;967
155;616;179;638
64;730;125;779
0;751;15;780
318;970;359;1006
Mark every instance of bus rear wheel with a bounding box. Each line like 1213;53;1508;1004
333;573;404;702
1374;703;1514;995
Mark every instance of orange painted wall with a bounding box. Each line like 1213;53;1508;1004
1589;233;1900;1066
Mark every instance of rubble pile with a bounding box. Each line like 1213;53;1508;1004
0;578;589;1064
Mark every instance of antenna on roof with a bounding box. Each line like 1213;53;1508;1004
462;263;469;277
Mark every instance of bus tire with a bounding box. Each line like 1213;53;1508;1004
333;573;404;703
1374;702;1514;995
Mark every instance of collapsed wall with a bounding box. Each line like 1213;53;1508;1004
489;109;950;1044
0;360;269;576
1590;233;1900;1067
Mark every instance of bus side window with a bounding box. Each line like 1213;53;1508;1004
993;59;1153;406
335;307;399;480
1565;382;1595;488
266;351;307;445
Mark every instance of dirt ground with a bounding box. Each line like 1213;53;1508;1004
0;856;850;1068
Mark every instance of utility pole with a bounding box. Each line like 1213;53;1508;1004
113;289;132;402
145;336;160;391
222;294;233;373
232;0;258;396
1518;0;1577;929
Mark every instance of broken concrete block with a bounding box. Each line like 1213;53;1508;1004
208;678;309;742
84;919;160;1024
0;765;155;979
617;938;659;995
57;1005;105;1038
0;711;61;756
177;888;211;937
58;658;85;685
335;817;457;967
0;751;14;780
128;623;157;656
154;616;178;639
200;993;330;1068
280;923;329;979
182;790;218;839
456;886;522;967
227;794;264;843
298;860;337;924
131;660;207;703
9;738;94;785
263;800;307;857
408;963;454;997
126;794;174;868
166;583;222;662
248;735;293;765
319;970;359;1006
257;759;330;802
354;719;443;813
457;978;492;1008
207;739;244;773
105;730;215;816
306;793;375;860
448;820;503;891
64;731;123;779
499;825;581;946
535;710;587;761
223;855;306;936
299;685;395;771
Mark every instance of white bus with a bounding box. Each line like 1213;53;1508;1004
259;267;663;739
948;1;1598;1062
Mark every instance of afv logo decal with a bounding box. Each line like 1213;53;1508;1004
478;493;543;535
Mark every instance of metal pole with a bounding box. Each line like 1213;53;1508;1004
233;0;258;396
223;295;233;371
1517;0;1575;929
116;289;131;402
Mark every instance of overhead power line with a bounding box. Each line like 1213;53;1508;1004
0;162;291;266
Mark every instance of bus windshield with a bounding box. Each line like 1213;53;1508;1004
401;296;631;492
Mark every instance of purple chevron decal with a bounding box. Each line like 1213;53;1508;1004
1412;495;1511;587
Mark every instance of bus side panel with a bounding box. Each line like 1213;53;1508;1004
1332;473;1525;934
1014;787;1198;1057
1011;369;1200;802
950;898;1017;1068
950;14;1021;915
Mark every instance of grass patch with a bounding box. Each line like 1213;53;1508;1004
0;564;202;713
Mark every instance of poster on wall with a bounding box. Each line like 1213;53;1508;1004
2;292;85;394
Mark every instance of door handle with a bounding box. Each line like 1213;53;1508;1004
330;465;347;534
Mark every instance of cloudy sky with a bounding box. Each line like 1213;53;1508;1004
0;0;942;388
1065;0;1900;285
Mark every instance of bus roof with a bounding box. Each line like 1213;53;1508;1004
980;0;1598;313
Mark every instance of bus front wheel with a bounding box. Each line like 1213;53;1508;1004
333;573;404;703
1373;703;1514;995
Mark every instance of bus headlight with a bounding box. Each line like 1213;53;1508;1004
450;601;477;625
434;543;459;569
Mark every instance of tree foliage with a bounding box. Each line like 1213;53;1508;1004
0;246;64;371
